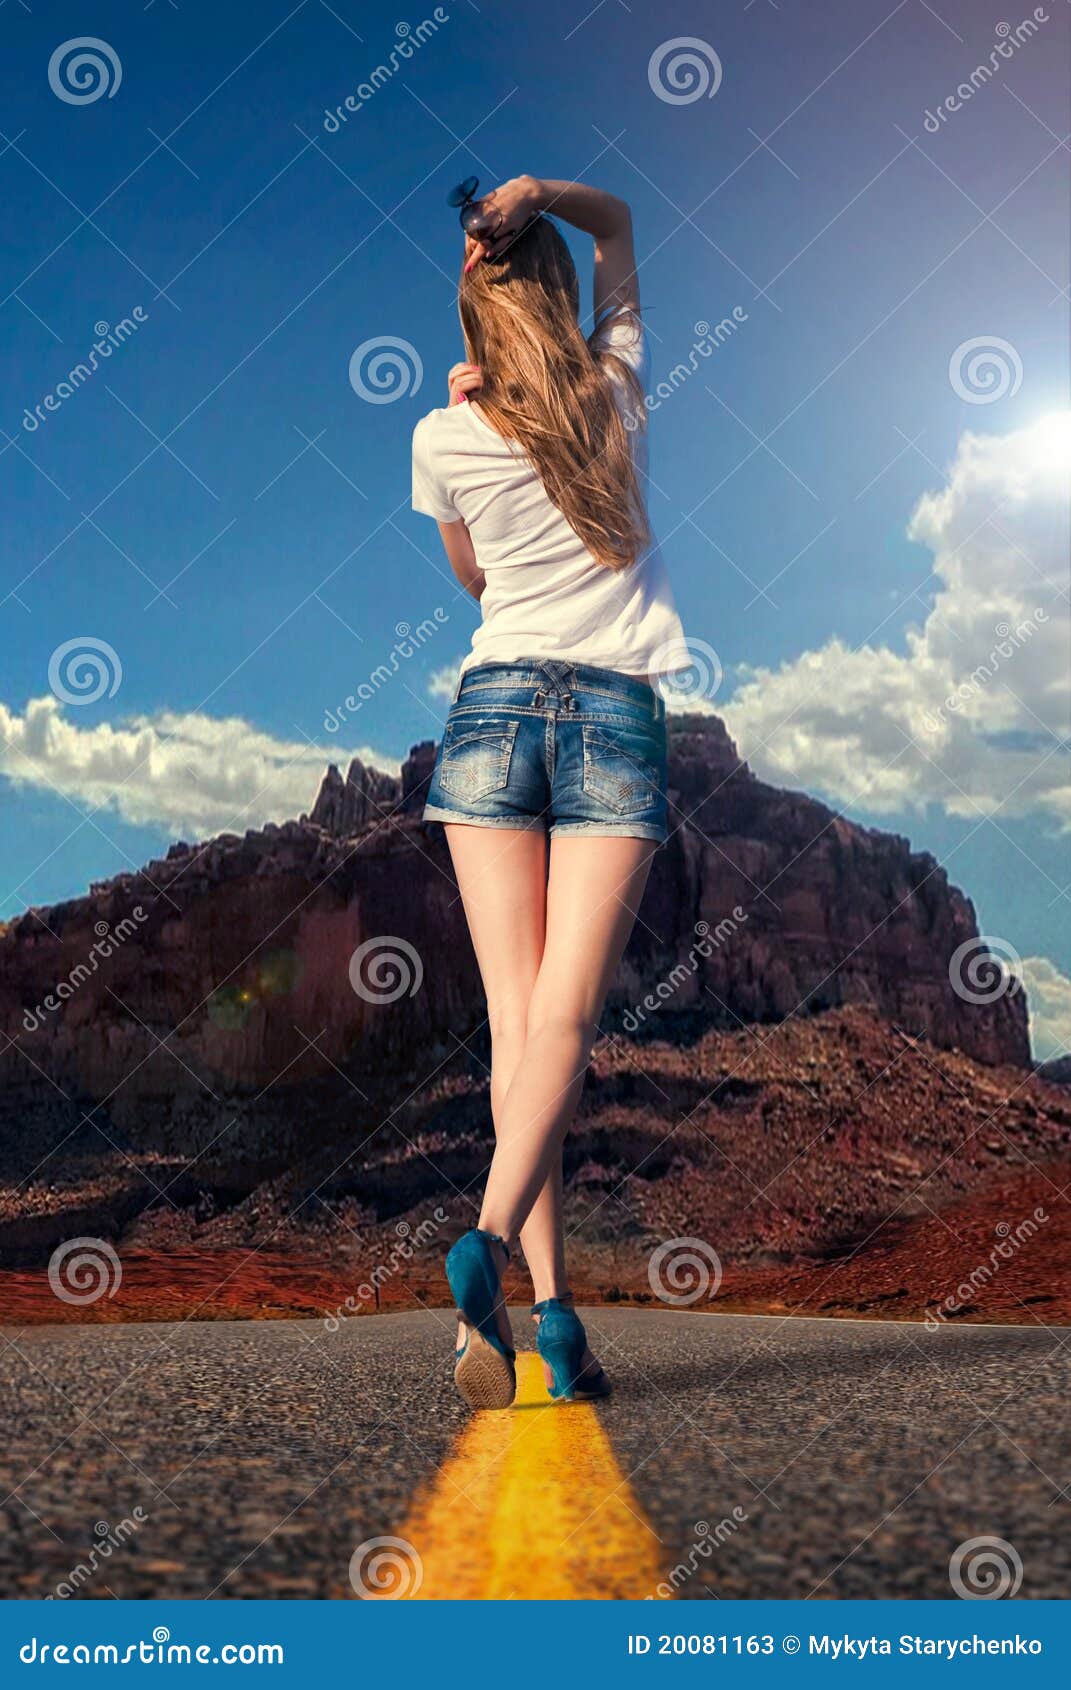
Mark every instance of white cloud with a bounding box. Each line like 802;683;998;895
721;413;1071;827
1019;955;1071;1066
426;662;462;703
0;695;397;840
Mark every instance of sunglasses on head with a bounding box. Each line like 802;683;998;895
447;175;486;235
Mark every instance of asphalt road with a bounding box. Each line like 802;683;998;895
0;1308;1067;1600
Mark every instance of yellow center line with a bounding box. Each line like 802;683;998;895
398;1353;669;1599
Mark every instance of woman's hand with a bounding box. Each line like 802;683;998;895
447;362;482;406
463;174;543;269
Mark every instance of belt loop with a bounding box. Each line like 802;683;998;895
535;660;557;695
453;666;466;705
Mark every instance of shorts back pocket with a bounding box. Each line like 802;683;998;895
439;716;520;803
581;722;663;816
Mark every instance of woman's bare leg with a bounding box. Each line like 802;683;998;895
444;824;566;1341
478;835;655;1244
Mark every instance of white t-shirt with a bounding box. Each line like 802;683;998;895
411;310;686;680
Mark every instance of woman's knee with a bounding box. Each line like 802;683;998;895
524;1001;597;1052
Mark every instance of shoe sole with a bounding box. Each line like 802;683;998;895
454;1328;516;1410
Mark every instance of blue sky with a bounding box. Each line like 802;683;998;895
1;0;1068;1052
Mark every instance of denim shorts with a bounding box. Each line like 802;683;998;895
423;659;668;842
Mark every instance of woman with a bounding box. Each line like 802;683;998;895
411;175;686;1410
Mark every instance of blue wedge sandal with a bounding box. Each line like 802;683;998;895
445;1228;516;1410
532;1296;611;1402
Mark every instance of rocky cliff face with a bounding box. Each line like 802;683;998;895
0;716;1030;1257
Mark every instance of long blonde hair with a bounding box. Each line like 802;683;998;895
458;216;648;572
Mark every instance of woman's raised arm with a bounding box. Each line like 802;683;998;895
463;176;638;323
